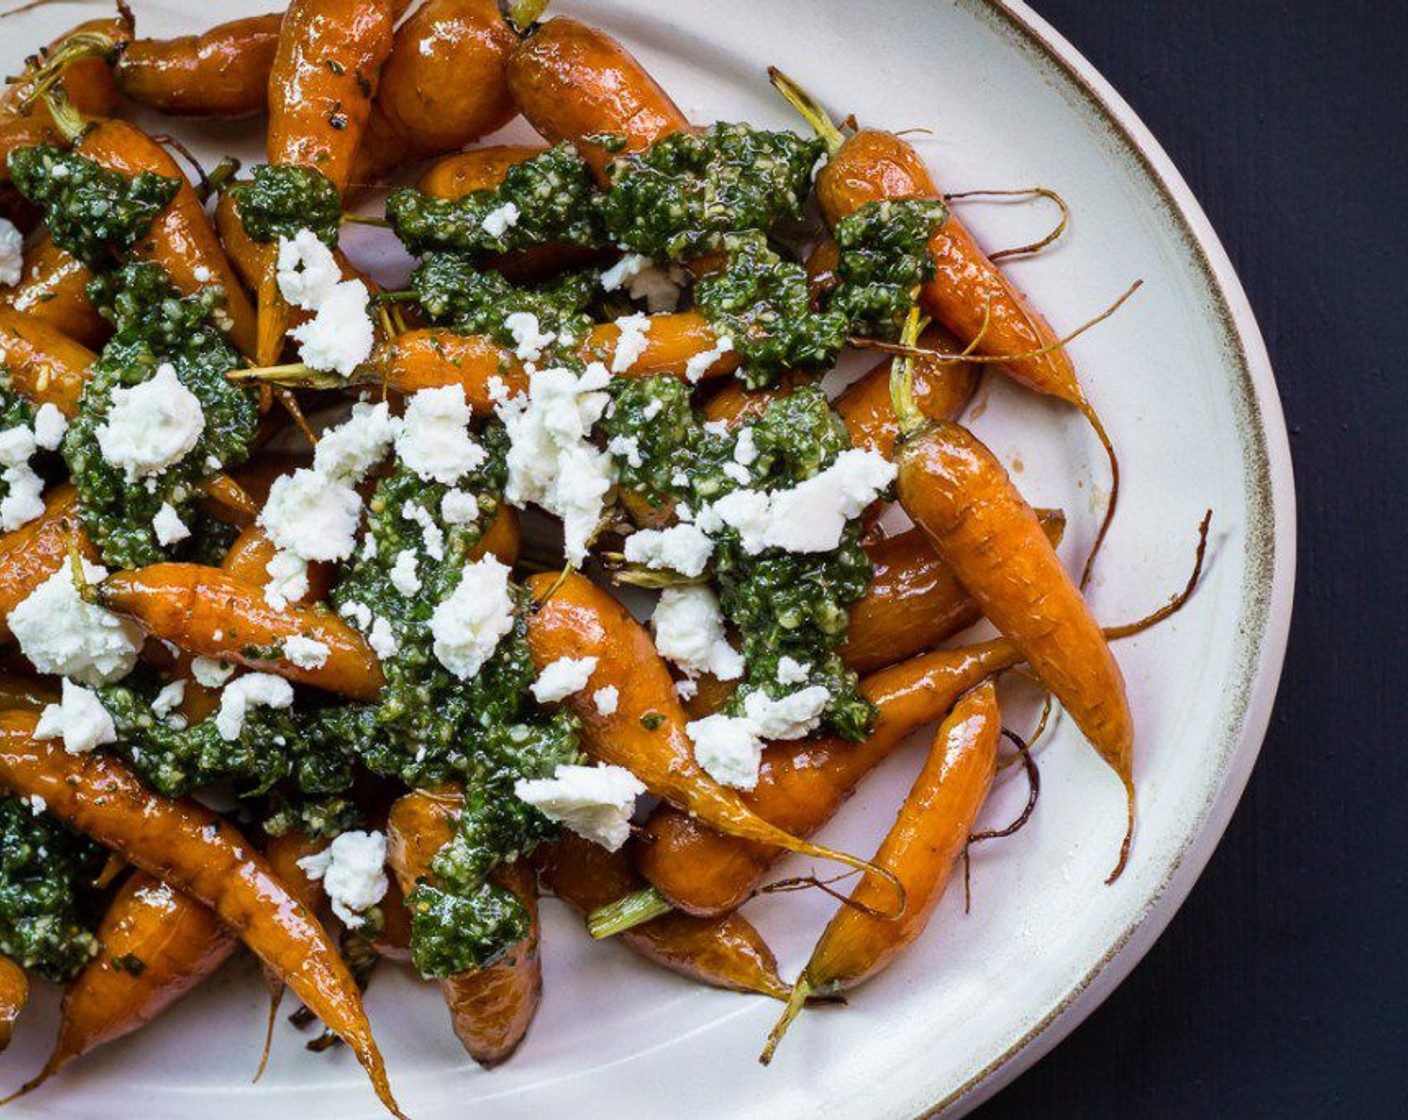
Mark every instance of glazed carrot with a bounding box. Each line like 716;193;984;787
507;16;690;182
537;831;788;1000
0;234;110;349
98;563;386;701
387;788;541;1067
761;680;1000;1062
0;714;404;1117
221;524;334;605
0;16;127;124
23;872;236;1088
116;13;283;119
0;955;25;1053
0;306;94;416
0;673;56;713
896;419;1134;877
524;572;905;910
594;639;1019;930
0;485;97;642
353;0;521;184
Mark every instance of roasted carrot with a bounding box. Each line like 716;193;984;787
0;673;55;713
387;787;541;1067
24;872;236;1088
537;831;789;1000
0;485;96;642
524;572;905;912
507;16;691;182
0;234;110;350
0;955;26;1053
761;680;1000;1062
221;524;334;605
591;639;1020;932
896;419;1134;877
0;306;93;416
98;563;386;701
117;13;283;119
0;716;403;1117
0;16;127;124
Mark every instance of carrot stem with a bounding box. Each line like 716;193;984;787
759;976;813;1065
586;885;671;939
505;0;553;34
767;66;845;155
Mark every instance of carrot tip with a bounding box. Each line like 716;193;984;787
1104;782;1136;886
759;977;813;1065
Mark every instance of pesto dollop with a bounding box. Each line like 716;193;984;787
7;145;180;272
228;164;342;245
827;198;947;339
0;797;104;982
64;263;259;568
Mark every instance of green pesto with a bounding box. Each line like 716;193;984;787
406;882;526;978
228;164;342;246
601;375;730;509
183;511;241;567
63;263;259;568
827;198;947;339
7;146;180;272
600;123;824;260
0;797;104;982
694;233;845;389
411;255;595;360
386;144;604;258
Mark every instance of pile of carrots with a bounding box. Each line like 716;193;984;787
0;2;1207;1114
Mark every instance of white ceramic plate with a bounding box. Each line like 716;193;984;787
0;1;1294;1117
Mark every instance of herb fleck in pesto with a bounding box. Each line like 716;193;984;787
229;163;342;246
7;146;180;272
111;952;146;976
827;198;947;339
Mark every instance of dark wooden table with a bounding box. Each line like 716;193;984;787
974;2;1406;1114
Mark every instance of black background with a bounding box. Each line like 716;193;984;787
976;2;1406;1115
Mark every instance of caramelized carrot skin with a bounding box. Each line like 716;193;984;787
806;681;999;990
507;17;690;181
0;715;400;1115
817;130;1078;402
897;421;1131;779
0;306;95;416
0;235;110;349
354;0;519;183
0;954;26;1052
635;640;1020;916
99;563;386;700
221;524;334;604
45;872;235;1073
0;17;126;122
118;14;283;119
387;788;541;1067
0;673;56;713
584;312;737;380
538;832;788;1000
0;485;97;643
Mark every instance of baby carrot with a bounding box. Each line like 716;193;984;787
0;955;25;1052
0;234;110;350
0;306;94;416
97;563;386;700
761;680;1000;1062
0;485;96;642
117;13;283;119
524;572;907;915
0;714;404;1118
221;524;334;605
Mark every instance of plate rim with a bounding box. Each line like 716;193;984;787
924;2;1297;1114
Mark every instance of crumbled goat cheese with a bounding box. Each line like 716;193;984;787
151;679;186;721
610;313;652;374
9;559;142;685
685;713;762;789
722;461;751;484
297;830;389;930
260;468;363;562
429;556;515;679
0;462;43;531
741;685;831;740
674;677;699;702
389;549;420;595
498;363;616;566
776;656;811;685
402;500;445;560
503;311;556;362
24;794;46;816
152;502;190;546
440;488;479;525
367;617;399;659
395;385;486;485
642;397;663;421
289;279;375;377
32;404;68;451
480;201;520;237
340;600;373;630
513;764;645;852
214;672;294;741
683;335;733;383
283;634;331;669
190;656;235;688
313;400;400;484
593;686;619;716
276;229;341;310
263;549;310;610
96;363;205;481
651;585;743;681
34;679;117;755
733;427;758;466
485;374;512;403
0;425;34;467
606;433;643;468
599;253;686;313
622;522;715;578
531;656;599;703
0;217;22;287
192;265;212;284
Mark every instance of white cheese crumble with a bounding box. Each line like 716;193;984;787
622;522;715;578
684;686;830;790
480;201;521;237
733;427;758;466
683;335;733;383
440;488;479;525
289;279;375;377
152;502;190;546
498;362;616;566
599;253;686;313
367;616;400;660
151;679;186;721
9;559;142;685
312;400;399;485
33;679;117;755
95;363;205;481
263;549;310;610
0;460;43;531
276;229;341;310
674;677;699;702
610;312;652;373
297;830;389;930
24;794;46;817
32;404;67;451
260;469;362;562
283;635;331;670
190;656;235;688
395;386;486;485
402;500;445;561
531;656;598;703
513;763;645;852
214;672;294;741
503;311;555;362
776;655;810;685
485;374;511;403
429;556;515;679
592;685;619;716
650;585;743;681
0;217;22;287
389;549;420;595
741;685;831;740
606;433;643;468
